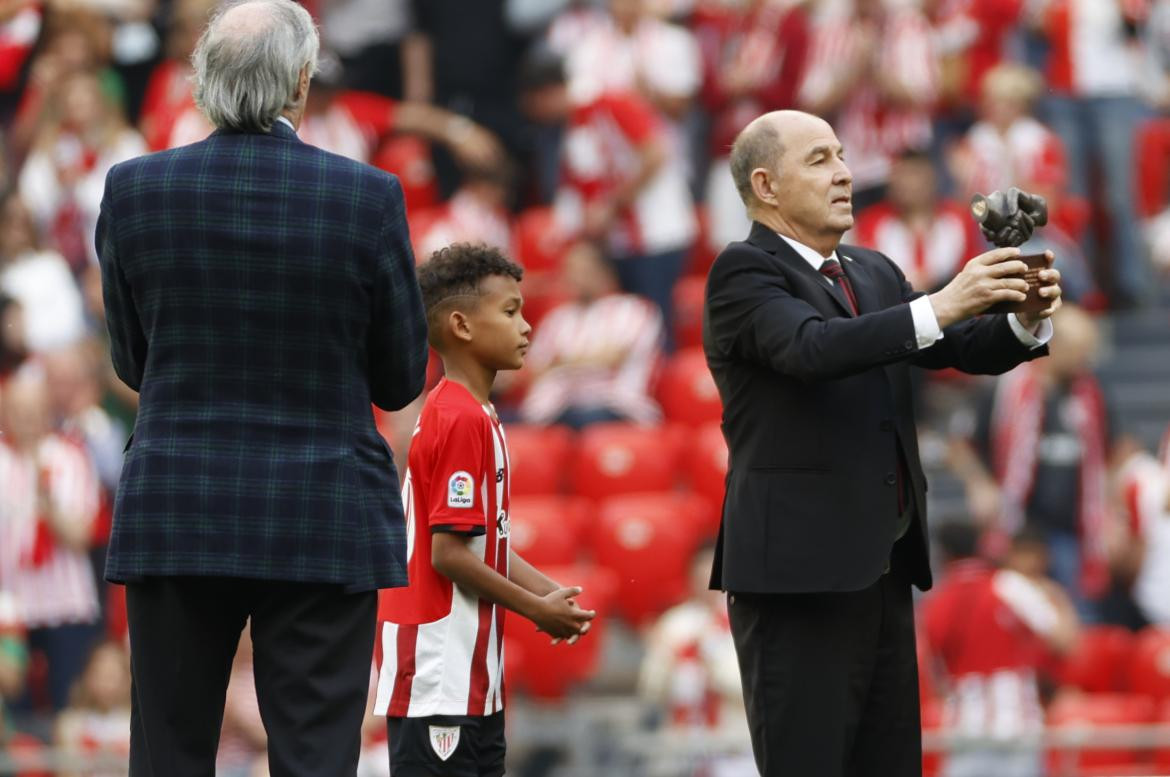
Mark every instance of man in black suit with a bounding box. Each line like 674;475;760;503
703;110;1061;776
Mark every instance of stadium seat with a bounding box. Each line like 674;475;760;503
1130;627;1170;702
514;206;568;275
570;423;683;500
684;422;728;510
1136;118;1170;218
1046;692;1157;775
672;275;706;350
590;491;713;625
508;495;589;567
505;424;574;496
372;135;438;214
1156;698;1170;774
1058;625;1136;694
503;564;618;699
657;348;722;427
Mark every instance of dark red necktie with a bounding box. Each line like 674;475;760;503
819;259;859;315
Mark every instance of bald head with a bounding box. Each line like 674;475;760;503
729;111;836;210
728;110;854;255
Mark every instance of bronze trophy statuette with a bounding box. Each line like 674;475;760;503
970;187;1052;314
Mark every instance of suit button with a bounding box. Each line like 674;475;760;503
880;420;893;432
885;473;897;486
903;339;915;349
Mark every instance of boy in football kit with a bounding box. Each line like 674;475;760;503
374;243;595;776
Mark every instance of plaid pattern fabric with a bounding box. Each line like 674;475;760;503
95;121;428;592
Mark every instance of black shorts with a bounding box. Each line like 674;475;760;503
387;711;506;777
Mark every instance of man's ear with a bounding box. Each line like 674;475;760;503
750;167;777;206
294;64;312;103
449;310;473;343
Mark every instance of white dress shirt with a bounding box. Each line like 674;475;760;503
776;233;1053;351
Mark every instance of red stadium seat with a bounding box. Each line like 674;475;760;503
1058;625;1136;694
658;348;721;427
1157;699;1170;774
570;423;683;500
591;491;713;625
372;135;438;213
508;495;589;567
1136;118;1170;218
503;564;618;699
1046;693;1157;775
514;206;569;274
1130;627;1170;702
672;275;706;350
505;424;574;496
684;422;728;510
6;732;53;777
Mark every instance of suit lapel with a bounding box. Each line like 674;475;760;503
746;222;854;318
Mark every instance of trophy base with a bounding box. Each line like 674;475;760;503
986;253;1052;315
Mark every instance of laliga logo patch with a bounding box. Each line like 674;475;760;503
448;471;474;508
428;725;460;761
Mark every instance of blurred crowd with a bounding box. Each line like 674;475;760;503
1;0;1170;774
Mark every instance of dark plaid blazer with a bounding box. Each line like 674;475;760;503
96;120;428;592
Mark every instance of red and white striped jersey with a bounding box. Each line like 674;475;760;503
921;561;1058;737
954;118;1068;201
374;378;511;718
0;435;101;628
850;201;979;291
799;7;937;189
1120;450;1170;626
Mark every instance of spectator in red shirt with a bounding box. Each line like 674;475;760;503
518;241;663;428
137;0;212;152
693;0;810;253
54;639;132;774
852;148;981;293
922;521;1078;777
521;51;696;349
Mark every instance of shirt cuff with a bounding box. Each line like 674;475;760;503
909;295;944;350
1007;314;1053;349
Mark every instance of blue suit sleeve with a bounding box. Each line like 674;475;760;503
368;175;428;411
96;168;148;392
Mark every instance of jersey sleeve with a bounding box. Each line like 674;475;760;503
604;93;660;146
425;411;489;535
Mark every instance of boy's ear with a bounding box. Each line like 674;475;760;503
449;309;473;343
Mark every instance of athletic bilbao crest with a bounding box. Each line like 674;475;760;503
428;725;460;761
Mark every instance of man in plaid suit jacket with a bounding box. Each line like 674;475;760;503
94;1;427;774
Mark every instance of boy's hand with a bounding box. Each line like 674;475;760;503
531;586;595;641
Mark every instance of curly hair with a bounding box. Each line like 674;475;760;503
417;243;524;340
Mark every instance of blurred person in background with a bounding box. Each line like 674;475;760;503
319;0;411;99
851;148;981;293
0;590;28;741
519;241;663;429
561;0;701;123
694;0;811;253
1116;435;1170;628
0;0;43;124
43;344;126;498
0;191;86;354
521;52;696;347
948;63;1098;303
799;0;939;211
0;293;26;377
0;368;102;713
415;163;515;259
1030;0;1152;307
18;70;145;274
137;0;214;151
921;522;1078;777
638;544;749;752
54;639;131;775
8;7;124;160
403;0;530;196
948;304;1123;620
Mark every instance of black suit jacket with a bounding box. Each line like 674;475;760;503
703;222;1047;594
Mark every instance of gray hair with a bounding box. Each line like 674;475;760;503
729;120;783;210
192;0;319;132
